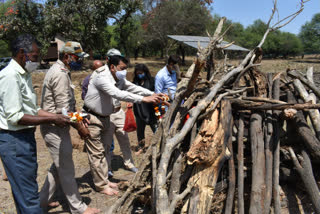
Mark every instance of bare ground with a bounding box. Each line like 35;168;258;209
0;56;320;213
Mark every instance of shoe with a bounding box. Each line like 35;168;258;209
128;167;138;173
108;170;113;177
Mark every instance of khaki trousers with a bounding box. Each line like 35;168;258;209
106;109;135;169
84;114;110;192
39;125;87;214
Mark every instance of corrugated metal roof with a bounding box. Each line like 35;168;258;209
168;35;250;52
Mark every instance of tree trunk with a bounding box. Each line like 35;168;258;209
249;112;266;214
264;74;273;214
272;78;281;214
225;126;235;214
237;113;245;214
289;148;320;213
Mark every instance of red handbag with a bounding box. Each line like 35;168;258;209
123;107;137;132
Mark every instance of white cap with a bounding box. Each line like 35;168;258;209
106;48;122;57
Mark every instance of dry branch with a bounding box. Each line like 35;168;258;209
231;98;320;110
288;148;320;213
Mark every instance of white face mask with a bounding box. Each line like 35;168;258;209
115;68;127;81
25;61;40;72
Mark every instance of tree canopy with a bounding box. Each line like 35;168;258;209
299;13;320;54
0;0;313;58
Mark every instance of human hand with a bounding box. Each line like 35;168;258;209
82;117;90;128
77;122;91;139
142;94;163;104
53;114;71;127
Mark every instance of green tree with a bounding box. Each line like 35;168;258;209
0;0;46;47
0;39;10;57
241;19;303;58
42;0;124;53
112;0;143;56
279;32;303;58
142;0;212;57
0;0;13;56
299;13;320;54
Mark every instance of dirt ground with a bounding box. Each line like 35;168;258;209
0;55;319;213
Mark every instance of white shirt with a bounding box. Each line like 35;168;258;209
0;59;40;130
84;65;153;116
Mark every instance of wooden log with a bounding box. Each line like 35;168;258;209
287;69;320;100
249;112;266;214
225;124;235;214
230;98;320;110
264;74;273;214
288;148;320;213
293;78;320;139
186;100;232;214
272;79;281;214
286;92;320;162
237;113;245;214
168;151;183;201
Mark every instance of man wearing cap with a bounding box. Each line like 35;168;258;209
39;41;100;214
84;54;164;196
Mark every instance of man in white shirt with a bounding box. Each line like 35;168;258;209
84;55;163;195
0;34;70;214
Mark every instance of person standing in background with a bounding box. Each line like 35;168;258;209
132;64;158;154
154;55;181;100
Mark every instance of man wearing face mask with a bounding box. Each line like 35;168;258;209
0;34;71;213
84;55;164;196
39;41;100;214
155;55;181;100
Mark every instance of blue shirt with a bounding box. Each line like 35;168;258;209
155;66;177;99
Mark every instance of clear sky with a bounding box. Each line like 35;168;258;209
211;0;320;35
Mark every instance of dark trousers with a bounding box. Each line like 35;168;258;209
135;116;157;142
0;128;42;214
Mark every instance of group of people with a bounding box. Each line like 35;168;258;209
0;34;181;214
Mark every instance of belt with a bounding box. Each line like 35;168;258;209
83;105;109;119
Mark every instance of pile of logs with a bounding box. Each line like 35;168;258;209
107;1;320;213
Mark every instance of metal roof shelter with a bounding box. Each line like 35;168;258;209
168;35;250;52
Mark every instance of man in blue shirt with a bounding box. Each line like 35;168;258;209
155;55;181;100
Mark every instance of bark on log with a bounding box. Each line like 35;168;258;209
264;74;273;214
231;98;320;110
186;100;232;214
288;148;320;213
237;113;245;214
249;112;266;214
287;69;320;100
224;127;235;214
293;79;320;139
286;92;320;162
272;79;281;214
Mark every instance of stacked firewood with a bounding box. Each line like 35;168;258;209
106;2;320;214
